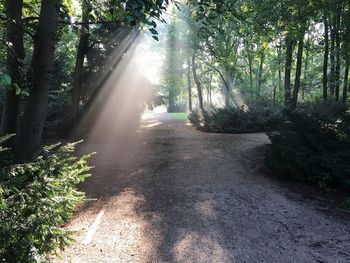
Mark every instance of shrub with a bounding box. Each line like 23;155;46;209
188;110;203;128
189;106;283;133
265;102;350;191
0;140;93;262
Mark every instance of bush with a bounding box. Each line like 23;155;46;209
189;106;283;133
0;140;93;262
265;102;350;191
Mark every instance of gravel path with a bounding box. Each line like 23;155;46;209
56;113;350;263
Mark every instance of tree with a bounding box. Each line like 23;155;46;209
187;57;193;111
0;0;25;137
69;0;91;126
323;8;329;100
15;0;60;158
191;55;204;113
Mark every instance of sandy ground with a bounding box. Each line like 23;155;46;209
55;112;350;263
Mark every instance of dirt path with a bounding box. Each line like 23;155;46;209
56;113;350;263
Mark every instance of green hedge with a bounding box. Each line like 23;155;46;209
0;140;93;262
265;102;350;191
189;106;283;133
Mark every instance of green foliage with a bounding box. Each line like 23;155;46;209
189;106;283;133
121;0;169;37
340;197;350;210
161;7;189;112
169;112;188;121
265;102;350;191
0;73;11;87
0;140;93;262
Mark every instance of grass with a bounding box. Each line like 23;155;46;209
168;112;188;121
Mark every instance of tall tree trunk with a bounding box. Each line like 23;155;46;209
247;41;254;102
168;89;175;112
342;64;349;103
209;73;213;105
191;55;204;113
342;0;350;103
323;10;329;101
330;20;336;96
15;0;60;159
334;6;341;101
69;0;90;126
277;43;283;94
222;73;232;109
292;33;305;109
0;0;24;137
187;57;192;111
257;48;264;95
284;36;293;108
302;33;310;100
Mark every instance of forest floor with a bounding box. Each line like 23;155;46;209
55;112;350;263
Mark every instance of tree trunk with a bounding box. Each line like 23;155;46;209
222;73;232;109
208;73;213;105
292;33;304;109
15;0;60;159
302;33;310;100
284;36;293;108
277;43;283;94
247;41;254;102
168;89;175;112
187;57;192;111
191;55;204;113
342;0;350;103
342;64;349;103
69;0;90;126
330;20;336;96
323;10;329;101
0;0;24;137
334;6;341;101
257;48;264;95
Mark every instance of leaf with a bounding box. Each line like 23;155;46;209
14;84;21;95
149;28;158;35
152;35;159;41
0;73;11;87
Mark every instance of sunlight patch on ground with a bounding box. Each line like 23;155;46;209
55;189;161;262
141;121;163;128
82;206;106;245
194;199;217;219
173;231;234;263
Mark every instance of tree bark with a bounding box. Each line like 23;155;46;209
342;0;350;103
187;57;192;111
257;48;264;95
15;0;60;159
292;33;305;109
222;72;232;109
323;10;329;101
0;0;24;137
302;33;310;100
69;0;90;126
277;43;283;94
191;55;204;113
284;36;293;108
330;18;336;96
246;41;254;102
334;5;341;101
168;89;176;112
342;64;349;103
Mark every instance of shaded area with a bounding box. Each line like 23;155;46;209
56;113;350;263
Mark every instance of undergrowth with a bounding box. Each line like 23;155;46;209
188;106;283;133
0;137;93;262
